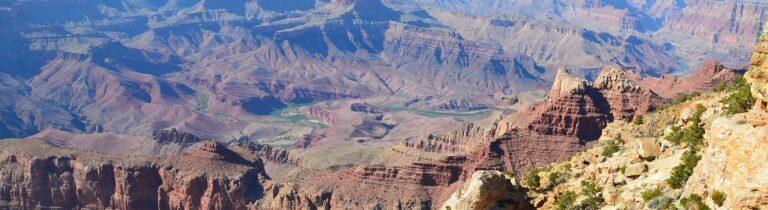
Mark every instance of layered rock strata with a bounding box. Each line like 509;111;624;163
0;139;269;209
527;69;612;140
595;66;667;121
627;60;745;98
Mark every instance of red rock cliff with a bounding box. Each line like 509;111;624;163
0;139;270;209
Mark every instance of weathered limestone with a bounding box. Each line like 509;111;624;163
623;163;647;178
637;138;661;161
441;170;522;210
746;23;768;110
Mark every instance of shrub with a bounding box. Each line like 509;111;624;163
680;194;711;210
602;139;621;158
524;167;541;188
642;188;664;202
555;190;577;210
665;125;684;145
580;180;603;209
722;79;755;115
667;148;702;189
681;112;706;147
711;190;726;206
548;170;569;188
729;76;748;91
712;81;728;92
666;105;706;147
633;115;645;125
672;92;701;105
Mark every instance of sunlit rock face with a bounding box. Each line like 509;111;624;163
746;23;768;110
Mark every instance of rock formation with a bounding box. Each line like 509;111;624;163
0;139;270;209
441;170;528;210
595;66;667;121
525;66;665;139
629;60;746;98
527;69;612;140
152;128;205;145
350;103;386;114
746;23;768;110
439;26;768;208
236;142;301;166
401;67;666;175
304;105;338;127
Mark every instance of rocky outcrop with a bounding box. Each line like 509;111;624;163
303;105;338;127
269;156;474;209
465;67;665;176
628;60;746;98
402;123;495;154
448;56;768;209
686;109;768;209
340;160;464;187
350;103;386;114
0;139;270;209
746;23;768;110
152;128;205;145
236;142;301;166
441;170;528;210
474;128;595;175
595;66;667;121
527;69;612;140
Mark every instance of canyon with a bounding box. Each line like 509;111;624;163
0;61;739;209
442;20;768;210
0;0;767;209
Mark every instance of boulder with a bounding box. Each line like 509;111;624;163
623;163;647;178
441;170;515;210
637;138;661;160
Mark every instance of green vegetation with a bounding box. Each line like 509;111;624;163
579;180;603;209
633;115;645;125
662;203;679;210
680;194;711;210
667;148;702;189
555;190;577;210
712;80;728;92
548;170;569;188
524;167;541;189
665;125;684;145
602;139;621;158
711;190;726;207
722;76;755;115
665;105;707;189
445;206;451;210
642;188;664;202
664;105;706;147
671;92;701;105
547;164;571;188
